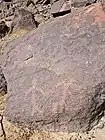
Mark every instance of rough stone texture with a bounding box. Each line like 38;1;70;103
1;3;105;132
10;8;37;33
0;66;7;95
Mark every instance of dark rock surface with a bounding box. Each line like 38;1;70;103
0;66;7;95
1;3;105;132
0;21;10;38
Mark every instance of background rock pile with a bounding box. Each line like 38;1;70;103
0;0;101;38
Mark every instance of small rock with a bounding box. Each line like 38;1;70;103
10;8;37;33
100;116;105;123
51;0;71;17
26;2;37;14
35;14;45;24
51;0;65;15
0;67;7;96
37;5;44;12
26;0;35;7
97;122;104;129
60;2;71;12
93;121;104;130
71;0;96;7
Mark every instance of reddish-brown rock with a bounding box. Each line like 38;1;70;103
1;3;105;132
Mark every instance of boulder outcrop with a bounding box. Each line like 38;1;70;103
1;3;105;132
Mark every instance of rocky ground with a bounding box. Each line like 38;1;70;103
0;0;101;37
0;0;105;140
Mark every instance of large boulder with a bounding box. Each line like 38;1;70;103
1;3;105;132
